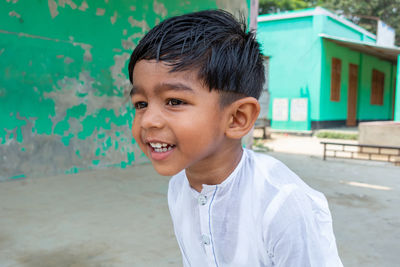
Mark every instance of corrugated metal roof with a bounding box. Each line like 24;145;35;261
320;34;400;62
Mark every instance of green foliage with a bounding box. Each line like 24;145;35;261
259;0;323;14
259;0;400;45
315;131;358;140
322;0;400;45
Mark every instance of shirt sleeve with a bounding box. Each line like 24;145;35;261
263;188;343;267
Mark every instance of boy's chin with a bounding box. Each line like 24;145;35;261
153;165;182;177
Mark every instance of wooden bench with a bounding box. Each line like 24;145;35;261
321;141;400;166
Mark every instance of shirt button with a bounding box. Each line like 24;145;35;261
201;234;210;245
198;194;207;205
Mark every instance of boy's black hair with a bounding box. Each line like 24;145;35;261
128;9;265;106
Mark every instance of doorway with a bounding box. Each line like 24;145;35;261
347;63;358;126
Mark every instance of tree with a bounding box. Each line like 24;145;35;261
322;0;400;45
259;0;323;14
259;0;400;46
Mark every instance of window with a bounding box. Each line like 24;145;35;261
330;58;341;102
371;69;384;105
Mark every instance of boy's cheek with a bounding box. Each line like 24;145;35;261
131;120;140;139
131;123;142;147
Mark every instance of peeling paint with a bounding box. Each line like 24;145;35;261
110;11;117;25
128;17;149;32
78;0;88;11
153;0;167;18
48;0;79;18
8;11;21;18
96;8;105;16
110;53;131;95
0;0;249;180
121;40;133;50
58;0;77;10
122;32;144;50
48;0;59;18
64;56;74;64
78;43;92;62
10;174;25;180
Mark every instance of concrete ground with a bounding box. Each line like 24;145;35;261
1;135;399;266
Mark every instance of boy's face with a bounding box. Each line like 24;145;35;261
131;60;229;176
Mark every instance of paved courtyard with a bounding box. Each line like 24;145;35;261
1;136;399;266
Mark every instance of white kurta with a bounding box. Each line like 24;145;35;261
168;149;343;267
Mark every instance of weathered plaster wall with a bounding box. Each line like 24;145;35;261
0;0;249;180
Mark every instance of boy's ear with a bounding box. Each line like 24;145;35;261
224;97;260;139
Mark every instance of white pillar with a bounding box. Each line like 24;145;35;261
394;54;400;121
249;0;259;32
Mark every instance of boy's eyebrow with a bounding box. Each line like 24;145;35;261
155;82;195;94
130;82;195;96
130;85;139;96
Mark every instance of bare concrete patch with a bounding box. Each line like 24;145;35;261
17;243;115;267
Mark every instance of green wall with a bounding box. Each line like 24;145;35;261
0;0;249;180
320;40;360;120
257;8;397;131
358;54;395;120
321;15;377;44
322;16;367;42
321;40;395;122
257;16;316;131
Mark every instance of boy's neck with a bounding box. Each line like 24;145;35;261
185;142;243;192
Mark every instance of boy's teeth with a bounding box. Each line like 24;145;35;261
149;142;174;152
153;146;174;153
150;142;168;148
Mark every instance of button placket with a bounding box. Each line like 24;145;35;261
201;234;211;245
198;194;207;206
198;193;210;249
197;187;218;267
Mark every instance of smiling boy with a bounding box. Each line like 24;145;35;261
128;10;342;267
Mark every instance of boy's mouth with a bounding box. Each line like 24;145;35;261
149;142;176;153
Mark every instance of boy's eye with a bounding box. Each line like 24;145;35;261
134;101;148;109
167;99;185;106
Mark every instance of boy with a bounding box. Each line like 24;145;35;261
128;10;343;267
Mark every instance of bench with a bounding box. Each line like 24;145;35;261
321;141;400;166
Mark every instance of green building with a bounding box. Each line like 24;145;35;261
257;7;400;132
0;0;251;180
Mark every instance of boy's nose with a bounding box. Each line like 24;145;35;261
140;105;164;129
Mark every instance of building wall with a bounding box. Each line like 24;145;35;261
321;40;395;122
257;16;317;131
0;0;249;180
358;54;395;120
320;40;361;121
257;9;397;131
321;15;375;43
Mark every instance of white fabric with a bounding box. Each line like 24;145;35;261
168;149;343;267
